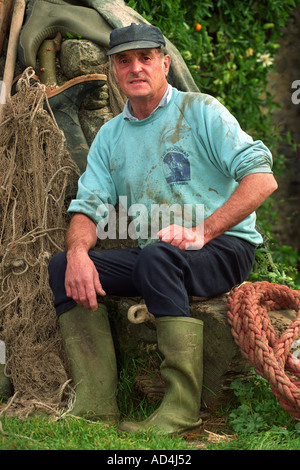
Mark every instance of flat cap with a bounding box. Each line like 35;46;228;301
107;23;165;56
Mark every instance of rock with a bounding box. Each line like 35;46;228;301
79;107;113;146
59;39;108;79
107;297;158;361
81;84;110;110
58;41;115;145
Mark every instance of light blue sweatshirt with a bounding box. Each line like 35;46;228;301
68;87;273;247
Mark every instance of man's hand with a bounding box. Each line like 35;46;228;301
64;213;105;311
158;224;204;250
65;249;106;311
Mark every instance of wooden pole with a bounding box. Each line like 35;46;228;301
37;33;62;87
0;0;13;56
0;0;26;123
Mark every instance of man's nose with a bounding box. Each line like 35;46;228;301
130;58;142;73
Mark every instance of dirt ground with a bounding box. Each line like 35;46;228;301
183;410;235;449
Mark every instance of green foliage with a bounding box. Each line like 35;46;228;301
126;0;300;283
117;354;162;420
248;243;300;287
220;370;300;449
64;32;83;40
229;371;296;433
126;0;296;146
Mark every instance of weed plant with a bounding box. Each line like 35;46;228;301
207;370;300;450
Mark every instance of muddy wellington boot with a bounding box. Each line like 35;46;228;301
18;0;112;68
59;303;119;421
119;316;203;435
47;74;107;173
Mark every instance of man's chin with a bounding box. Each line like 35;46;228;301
128;90;152;100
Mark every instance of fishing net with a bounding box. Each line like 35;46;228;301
0;67;80;417
98;61;126;116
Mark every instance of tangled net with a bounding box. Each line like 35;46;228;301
227;281;300;419
0;68;80;417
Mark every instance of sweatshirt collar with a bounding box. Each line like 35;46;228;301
123;84;173;121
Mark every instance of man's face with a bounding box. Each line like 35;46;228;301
112;48;170;102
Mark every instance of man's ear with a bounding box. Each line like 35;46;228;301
164;54;171;77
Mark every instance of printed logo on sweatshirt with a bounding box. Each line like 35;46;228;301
162;147;191;185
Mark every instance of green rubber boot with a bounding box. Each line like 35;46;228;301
59;303;119;421
18;0;112;68
47;74;107;173
119;316;203;435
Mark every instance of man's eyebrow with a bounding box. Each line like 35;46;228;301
115;52;128;60
115;49;156;60
139;49;156;56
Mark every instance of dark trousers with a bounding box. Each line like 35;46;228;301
48;235;255;317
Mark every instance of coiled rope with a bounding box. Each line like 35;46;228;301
227;281;300;419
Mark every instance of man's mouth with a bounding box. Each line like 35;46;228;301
130;79;146;84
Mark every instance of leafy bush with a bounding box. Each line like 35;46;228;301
126;0;295;146
230;371;293;433
229;371;300;448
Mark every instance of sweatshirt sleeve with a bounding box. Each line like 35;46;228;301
198;94;273;182
67;130;117;225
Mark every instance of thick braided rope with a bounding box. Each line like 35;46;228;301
227;281;300;419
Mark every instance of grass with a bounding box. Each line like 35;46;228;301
0;407;299;451
204;424;300;450
0;400;300;451
0;414;199;451
0;355;200;451
0;364;299;451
